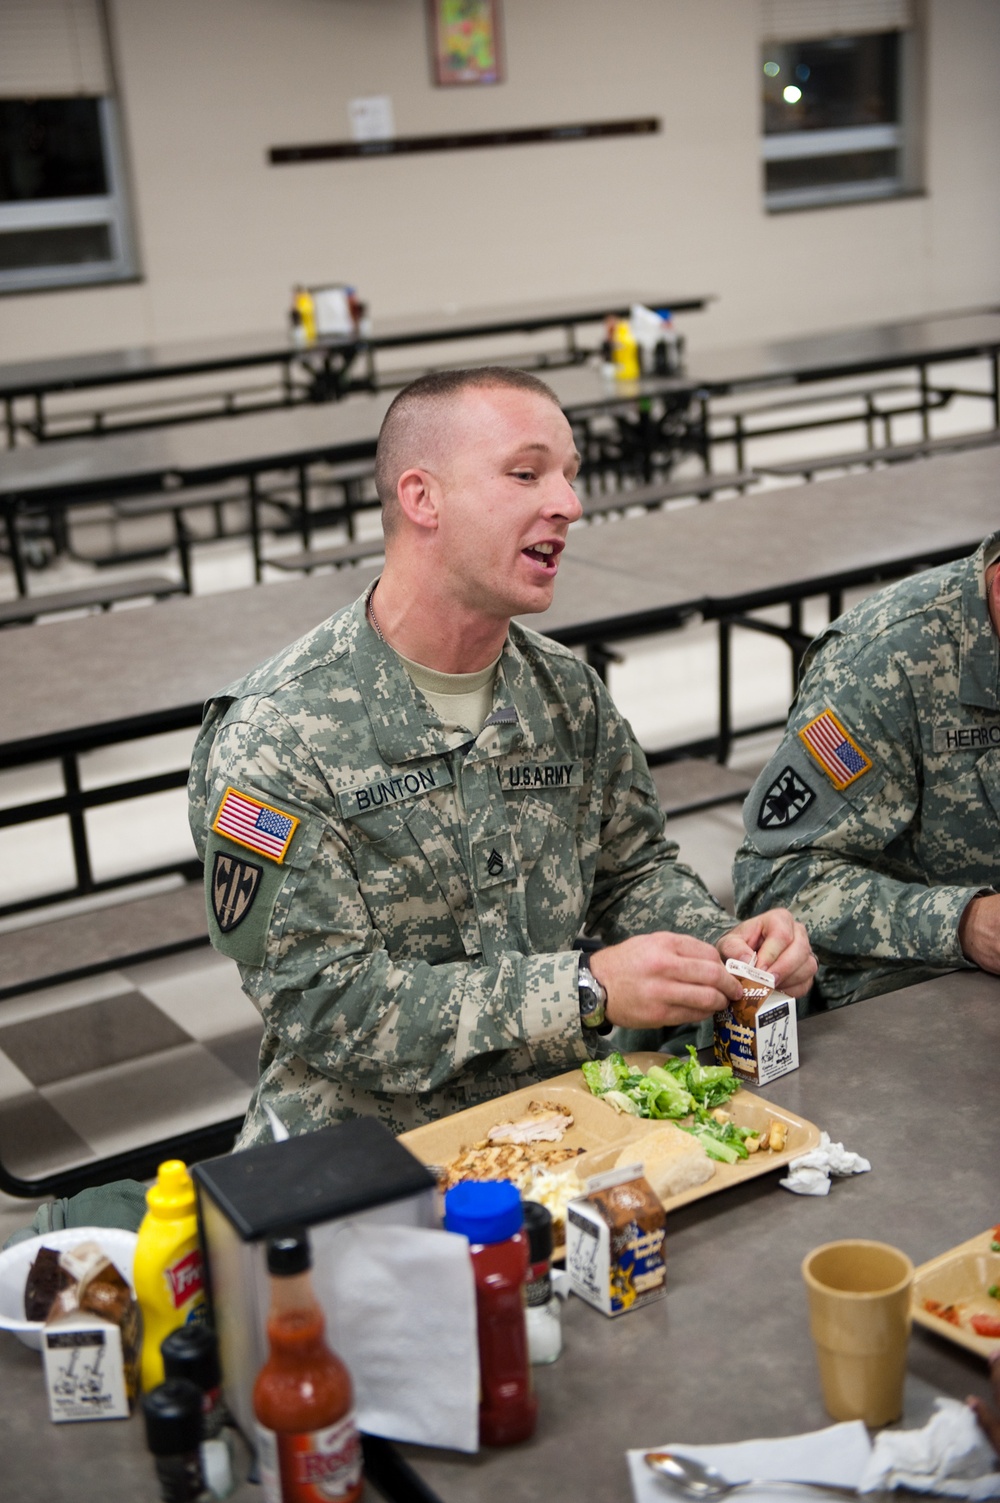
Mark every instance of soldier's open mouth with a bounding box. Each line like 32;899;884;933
522;543;559;570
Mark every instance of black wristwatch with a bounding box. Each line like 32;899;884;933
575;939;613;1035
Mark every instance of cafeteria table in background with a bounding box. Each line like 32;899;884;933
0;291;710;444
5;310;1000;592
0;969;996;1502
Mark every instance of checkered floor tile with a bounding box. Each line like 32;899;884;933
0;952;261;1182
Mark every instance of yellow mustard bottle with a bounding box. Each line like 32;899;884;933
134;1159;207;1393
293;285;317;344
612;318;641;381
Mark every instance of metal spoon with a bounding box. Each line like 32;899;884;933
644;1450;858;1499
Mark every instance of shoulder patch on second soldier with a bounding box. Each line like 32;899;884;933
798;709;873;791
757;766;816;829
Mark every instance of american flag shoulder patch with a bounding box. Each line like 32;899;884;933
798;709;873;791
211;786;299;863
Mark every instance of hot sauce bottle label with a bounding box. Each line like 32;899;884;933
256;1411;363;1503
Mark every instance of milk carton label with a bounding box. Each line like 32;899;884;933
714;961;798;1086
43;1319;129;1422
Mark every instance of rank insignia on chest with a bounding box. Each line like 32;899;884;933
212;786;299;862
798;709;872;791
758;766;816;829
211;852;262;932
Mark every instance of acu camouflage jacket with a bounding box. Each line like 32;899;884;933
188;591;730;1144
733;531;1000;1007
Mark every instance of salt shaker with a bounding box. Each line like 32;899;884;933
522;1201;562;1364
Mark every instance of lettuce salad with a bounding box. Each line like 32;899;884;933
581;1048;758;1164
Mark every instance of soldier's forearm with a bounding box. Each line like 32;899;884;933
248;944;586;1097
738;855;979;970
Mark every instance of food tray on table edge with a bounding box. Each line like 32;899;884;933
398;1052;821;1255
911;1228;1000;1359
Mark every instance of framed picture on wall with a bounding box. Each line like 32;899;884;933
428;0;503;87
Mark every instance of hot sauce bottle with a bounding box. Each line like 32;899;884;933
443;1180;538;1447
252;1228;363;1503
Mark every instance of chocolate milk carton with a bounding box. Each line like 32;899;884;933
565;1165;666;1317
713;958;799;1086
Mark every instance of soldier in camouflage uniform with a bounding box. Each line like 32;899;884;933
189;367;814;1146
733;531;1000;1008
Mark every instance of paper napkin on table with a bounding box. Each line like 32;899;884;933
779;1130;871;1196
859;1398;1000;1497
627;1420;872;1503
315;1222;479;1453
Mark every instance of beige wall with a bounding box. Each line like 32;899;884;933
1;0;998;361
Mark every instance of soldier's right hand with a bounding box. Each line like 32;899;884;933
590;932;745;1029
958;894;1000;974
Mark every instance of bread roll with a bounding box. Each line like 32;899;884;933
615;1122;715;1201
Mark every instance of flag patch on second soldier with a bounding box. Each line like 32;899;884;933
798;709;872;790
758;766;816;829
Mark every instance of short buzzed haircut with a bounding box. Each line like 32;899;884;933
374;366;563;539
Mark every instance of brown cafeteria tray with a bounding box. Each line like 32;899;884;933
398;1052;822;1219
911;1228;1000;1359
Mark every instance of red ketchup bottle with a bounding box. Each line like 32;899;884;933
252;1228;363;1503
444;1180;538;1447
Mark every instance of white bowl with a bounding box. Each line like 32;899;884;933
0;1227;138;1350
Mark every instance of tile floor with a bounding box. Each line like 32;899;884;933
0;358;994;1212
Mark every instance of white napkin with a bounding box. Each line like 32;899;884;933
859;1398;1000;1498
315;1222;479;1453
780;1130;872;1196
627;1420;872;1503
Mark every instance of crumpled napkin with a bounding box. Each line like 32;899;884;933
780;1129;871;1196
859;1397;1000;1497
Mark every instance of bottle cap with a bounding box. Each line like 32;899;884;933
444;1180;523;1244
142;1378;204;1455
266;1227;312;1276
146;1160;196;1219
161;1322;221;1391
521;1200;553;1264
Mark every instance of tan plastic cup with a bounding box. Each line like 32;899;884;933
802;1239;914;1427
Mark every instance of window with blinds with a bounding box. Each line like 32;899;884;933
760;1;920;211
0;0;136;291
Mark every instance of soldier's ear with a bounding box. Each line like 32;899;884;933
396;466;440;531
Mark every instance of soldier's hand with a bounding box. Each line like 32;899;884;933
958;894;1000;974
590;933;744;1029
718;909;817;998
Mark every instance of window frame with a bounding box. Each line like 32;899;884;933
0;94;138;294
761;27;922;214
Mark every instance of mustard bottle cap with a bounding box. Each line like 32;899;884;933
146;1159;196;1218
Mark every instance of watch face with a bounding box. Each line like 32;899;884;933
579;966;607;1028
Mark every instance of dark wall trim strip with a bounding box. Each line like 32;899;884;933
269;117;660;165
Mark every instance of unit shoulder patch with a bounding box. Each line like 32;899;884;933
211;852;262;932
212;786;300;863
798;709;873;791
757;766;816;830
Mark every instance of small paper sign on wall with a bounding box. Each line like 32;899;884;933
428;0;503;87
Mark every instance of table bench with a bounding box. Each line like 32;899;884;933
648;757;755;818
0;574;185;627
0;882;209;1004
754;425;1000;481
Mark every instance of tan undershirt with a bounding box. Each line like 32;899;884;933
395;650;500;736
